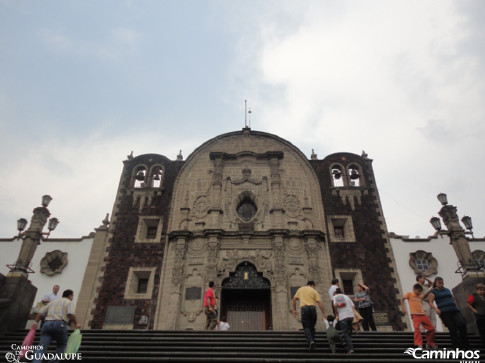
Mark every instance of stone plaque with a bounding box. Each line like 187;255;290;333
185;287;202;300
373;312;389;326
289;258;303;266
105;306;136;325
188;258;204;266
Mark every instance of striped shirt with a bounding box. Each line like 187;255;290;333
40;297;74;322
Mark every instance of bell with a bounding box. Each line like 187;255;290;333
350;169;359;180
135;171;145;181
332;169;342;179
153;174;160;181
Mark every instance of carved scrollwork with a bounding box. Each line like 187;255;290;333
172;240;188;286
409;250;438;277
193;195;210;219
284;195;301;218
222;262;270;289
40;250;68;276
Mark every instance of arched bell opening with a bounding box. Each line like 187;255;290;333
220;261;272;331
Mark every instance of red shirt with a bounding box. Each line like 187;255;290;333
468;294;476;305
204;288;215;308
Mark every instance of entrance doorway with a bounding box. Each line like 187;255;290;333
221;289;271;331
220;262;272;331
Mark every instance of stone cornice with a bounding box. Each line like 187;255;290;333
168;229;325;242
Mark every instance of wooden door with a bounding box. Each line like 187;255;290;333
221;288;271;331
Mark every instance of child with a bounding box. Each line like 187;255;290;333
324;315;339;354
401;284;437;349
216;315;230;331
466;282;485;347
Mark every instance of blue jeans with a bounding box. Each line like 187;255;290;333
339;317;354;352
301;305;317;343
33;320;68;363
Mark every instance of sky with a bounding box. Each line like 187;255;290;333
1;0;484;240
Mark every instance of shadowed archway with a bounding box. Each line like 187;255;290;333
221;261;272;331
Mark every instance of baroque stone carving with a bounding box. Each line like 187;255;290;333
172;240;188;286
284;195;301;218
222;262;270;289
40;250;68;276
304;239;321;283
193;195;210;219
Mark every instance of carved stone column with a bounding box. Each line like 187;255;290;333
304;236;321;284
268;153;284;229
206;234;221;282
208;153;224;228
271;235;288;329
166;235;188;329
179;191;191;230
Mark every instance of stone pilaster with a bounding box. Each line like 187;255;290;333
269;154;283;229
271;234;288;330
206;234;221;282
162;236;188;329
304;236;320;284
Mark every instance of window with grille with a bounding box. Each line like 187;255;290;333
415;259;429;271
146;226;157;239
124;267;156;299
237;199;257;222
135;217;162;243
334;226;345;239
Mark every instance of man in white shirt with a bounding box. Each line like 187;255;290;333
333;288;355;354
41;285;60;304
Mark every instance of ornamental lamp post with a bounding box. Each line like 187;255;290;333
8;195;59;276
429;193;485;336
429;193;475;275
0;195;59;333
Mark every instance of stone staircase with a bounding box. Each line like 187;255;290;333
1;330;483;362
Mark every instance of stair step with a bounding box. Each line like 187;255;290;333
1;330;482;363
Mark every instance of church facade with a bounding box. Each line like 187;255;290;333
77;128;405;331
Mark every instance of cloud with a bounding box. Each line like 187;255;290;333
111;27;140;50
38;27;141;61
2;0;484;239
0;129;201;238
230;0;485;236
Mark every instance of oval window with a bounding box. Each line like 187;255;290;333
237;199;257;222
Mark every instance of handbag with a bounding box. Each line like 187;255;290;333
64;329;82;354
19;325;36;359
352;307;363;324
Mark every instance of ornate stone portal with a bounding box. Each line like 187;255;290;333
153;130;332;331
